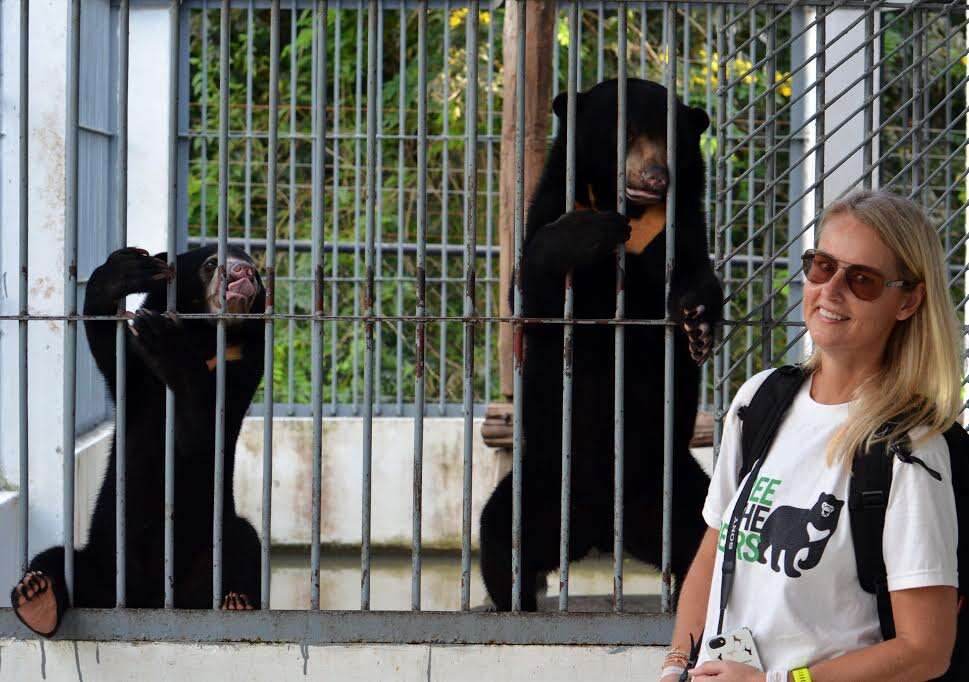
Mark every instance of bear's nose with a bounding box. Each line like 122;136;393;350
229;261;254;280
641;165;669;193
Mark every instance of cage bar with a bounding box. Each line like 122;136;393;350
613;1;627;614
559;0;579;613
63;0;82;605
18;0;29;578
660;1;677;614
262;0;281;611
212;0;231;609
115;0;130;608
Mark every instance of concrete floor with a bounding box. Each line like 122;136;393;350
269;549;663;611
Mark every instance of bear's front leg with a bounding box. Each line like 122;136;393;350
671;270;723;364
130;310;209;393
524;210;631;277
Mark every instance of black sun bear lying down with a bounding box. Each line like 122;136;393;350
11;245;265;637
479;78;723;611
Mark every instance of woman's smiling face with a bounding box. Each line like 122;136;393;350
803;213;922;359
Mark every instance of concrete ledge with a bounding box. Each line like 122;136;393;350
0;639;666;681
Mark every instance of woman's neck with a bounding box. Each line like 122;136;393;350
810;353;883;405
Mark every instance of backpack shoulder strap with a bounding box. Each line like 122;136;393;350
737;365;807;483
849;439;896;641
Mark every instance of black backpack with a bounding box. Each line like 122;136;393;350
736;364;969;680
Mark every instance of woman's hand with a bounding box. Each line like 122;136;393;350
689;660;766;681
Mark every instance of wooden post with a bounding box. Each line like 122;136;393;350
497;0;556;399
484;0;557;449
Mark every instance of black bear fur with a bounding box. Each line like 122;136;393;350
479;78;723;611
17;245;265;623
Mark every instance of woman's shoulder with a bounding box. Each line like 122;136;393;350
730;367;779;408
906;425;953;476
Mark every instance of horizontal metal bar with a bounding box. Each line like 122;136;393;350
247;402;486;418
181;129;505;144
0;312;834;327
187;236;499;258
163;0;959;8
0;608;674;646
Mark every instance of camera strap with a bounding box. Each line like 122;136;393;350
717;453;767;634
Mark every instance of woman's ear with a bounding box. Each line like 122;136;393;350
896;282;925;321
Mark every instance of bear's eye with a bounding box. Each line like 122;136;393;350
204;260;217;272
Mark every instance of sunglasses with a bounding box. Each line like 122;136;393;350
801;249;917;302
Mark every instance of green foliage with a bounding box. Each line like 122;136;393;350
185;5;968;410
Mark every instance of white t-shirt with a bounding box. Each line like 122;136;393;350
698;369;958;670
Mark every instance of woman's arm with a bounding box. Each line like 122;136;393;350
806;585;957;682
691;585;957;682
661;526;720;681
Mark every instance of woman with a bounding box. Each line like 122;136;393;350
663;190;961;682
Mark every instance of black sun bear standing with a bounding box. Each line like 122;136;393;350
11;245;265;636
480;78;723;611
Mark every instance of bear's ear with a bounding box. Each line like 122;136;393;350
686;106;710;135
552;91;585;121
153;251;168;263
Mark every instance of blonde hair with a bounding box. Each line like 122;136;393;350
802;189;963;467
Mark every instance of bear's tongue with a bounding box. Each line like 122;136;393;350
226;277;256;301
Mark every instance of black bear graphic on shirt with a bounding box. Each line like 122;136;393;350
756;492;845;578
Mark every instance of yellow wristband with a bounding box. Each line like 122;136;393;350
791;668;813;682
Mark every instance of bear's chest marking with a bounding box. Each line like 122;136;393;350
206;345;243;371
578;187;666;255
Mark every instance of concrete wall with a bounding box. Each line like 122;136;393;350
234;417;508;549
0;639;667;681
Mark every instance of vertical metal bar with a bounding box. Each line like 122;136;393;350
815;2;826;220
18;0;29;578
640;3;647;79
511;0;525;613
722;5;735;407
375;5;384;417
661;1;677;614
712;4;726;466
262;0;281;611
682;3;690;101
863;8;874;190
352;5;364;414
212;0;230;609
484;0;495;406
244;0;254;251
559;0;578;613
707;3;730;466
762;6;776;369
164;0;180;610
396;0;406;416
361;0;378;611
439;0;451;415
310;0;328;612
745;10;756;378
613;2;627;614
597;1;604;84
63;0;82;606
944;10;953;251
200;1;210;246
412;0;428;612
703;2;712;410
911;8;924;198
115;0;130;609
330;1;342;416
460;0;479;613
287;3;297;414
